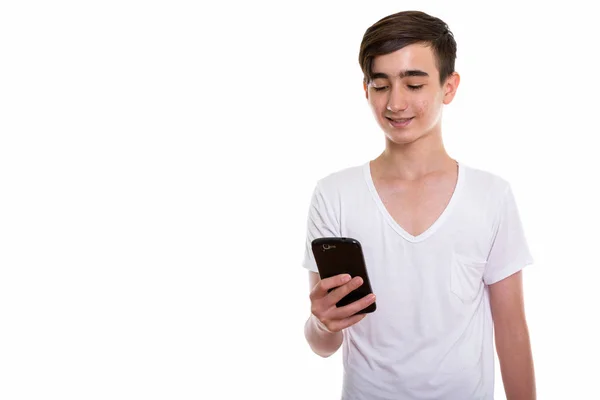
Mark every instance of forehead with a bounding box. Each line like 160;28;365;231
371;43;438;78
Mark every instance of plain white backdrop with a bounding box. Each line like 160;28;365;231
1;1;599;399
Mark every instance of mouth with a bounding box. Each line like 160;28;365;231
386;117;414;128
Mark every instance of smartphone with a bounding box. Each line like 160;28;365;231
311;237;376;314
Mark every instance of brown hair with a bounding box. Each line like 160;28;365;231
358;11;457;86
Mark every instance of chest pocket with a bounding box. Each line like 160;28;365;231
450;253;486;303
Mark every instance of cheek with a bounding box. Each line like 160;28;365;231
414;100;429;118
370;97;387;113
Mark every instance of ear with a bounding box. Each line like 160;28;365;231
442;72;460;105
363;81;369;100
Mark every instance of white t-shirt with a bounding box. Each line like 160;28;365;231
302;161;534;400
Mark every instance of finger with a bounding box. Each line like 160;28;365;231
332;293;376;320
326;276;364;306
329;312;367;332
311;273;352;299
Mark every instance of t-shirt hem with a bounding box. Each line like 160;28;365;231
302;261;319;273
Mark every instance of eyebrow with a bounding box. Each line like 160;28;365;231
371;70;429;80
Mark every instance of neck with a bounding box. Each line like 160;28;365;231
374;130;455;180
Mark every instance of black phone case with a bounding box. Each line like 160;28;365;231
311;237;376;314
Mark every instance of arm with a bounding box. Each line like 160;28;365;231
489;270;536;400
304;271;375;358
301;184;375;357
304;272;343;357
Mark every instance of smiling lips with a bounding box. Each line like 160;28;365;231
386;116;414;127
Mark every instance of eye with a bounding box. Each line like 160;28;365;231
373;86;388;92
408;85;424;90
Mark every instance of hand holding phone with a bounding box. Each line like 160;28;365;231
309;273;376;333
309;237;377;332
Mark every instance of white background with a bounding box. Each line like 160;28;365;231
1;1;599;399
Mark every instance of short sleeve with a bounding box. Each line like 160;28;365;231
483;184;534;285
301;182;341;273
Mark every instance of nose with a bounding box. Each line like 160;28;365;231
386;86;408;113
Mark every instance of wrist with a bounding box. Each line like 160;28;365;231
312;313;335;334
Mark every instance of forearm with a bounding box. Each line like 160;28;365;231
495;327;536;399
304;313;343;358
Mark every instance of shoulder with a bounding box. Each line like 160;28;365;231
460;162;511;198
314;163;366;195
458;162;515;217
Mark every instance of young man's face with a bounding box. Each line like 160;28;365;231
363;43;459;145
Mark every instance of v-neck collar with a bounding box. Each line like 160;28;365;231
363;160;465;243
